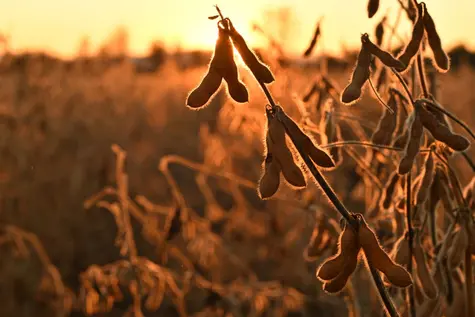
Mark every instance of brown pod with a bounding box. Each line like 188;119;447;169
317;223;360;281
413;233;438;299
362;34;404;69
212;26;249;103
258;152;281;199
186;69;222;109
322;252;359;294
380;171;401;209
367;0;379;18
267;113;306;187
276;106;335;168
396;3;425;72
371;90;399;146
393;128;409;149
358;215;412;288
398;110;423;175
341;41;372;104
448;228;468;268
375;17;386;46
423;5;450;72
228;20;275;84
390;233;409;267
304;223;330;260
414;152;435;206
416;102;470;151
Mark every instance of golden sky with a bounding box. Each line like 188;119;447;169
1;0;474;58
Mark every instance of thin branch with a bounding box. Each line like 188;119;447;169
369;76;394;114
405;174;416;317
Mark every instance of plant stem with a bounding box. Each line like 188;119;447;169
391;68;415;107
405;174;416;317
256;76;399;317
462;152;475;173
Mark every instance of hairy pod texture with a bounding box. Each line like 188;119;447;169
414;152;435;206
423;4;450;72
398;110;424;175
258;152;281;199
266;112;306;188
416;101;470;151
396;3;425;72
341;40;372;105
228;20;275;84
275;105;335;168
362;34;404;69
357;215;412;288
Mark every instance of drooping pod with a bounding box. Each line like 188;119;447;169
390;233;409;266
367;0;380;18
186;68;222;109
380;171;401;209
227;20;275;84
304;222;331;261
416;100;470;152
362;34;404;69
275;105;335;168
413;232;438;299
371;90;399;146
258;152;281;199
423;4;450;72
212;24;248;103
357;215;412;288
317;222;360;281
414;152;435;206
375;16;386;46
396;3;425;72
448;227;468;268
341;38;372;105
398;110;424;175
266;110;306;188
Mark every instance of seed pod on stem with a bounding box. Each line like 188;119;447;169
423;4;450;72
414;152;435;206
398;110;424;175
319;102;342;168
341;38;372;105
267;110;306;188
375;16;386;46
371;90;399;146
275;105;335;168
415;100;470;152
317;222;360;281
390;232;410;267
362;34;404;69
396;3;425;72
227;19;275;84
357;214;412;288
258;152;281;199
413;231;438;299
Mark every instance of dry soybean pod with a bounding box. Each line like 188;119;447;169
375;16;386;46
398;109;423;175
362;34;404;69
341;39;372;105
213;24;248;103
367;0;379;18
380;171;401;209
413;231;438;299
227;19;275;84
322;251;359;294
414;151;435;206
357;214;412;288
186;68;222;109
390;233;410;266
276;105;335;168
371;90;399;146
267;111;306;188
423;4;450;72
304;222;328;260
416;101;470;152
448;227;468;268
317;222;359;281
258;152;281;199
396;3;425;72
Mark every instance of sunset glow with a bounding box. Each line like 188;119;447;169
1;0;474;57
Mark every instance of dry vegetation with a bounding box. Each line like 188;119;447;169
0;1;474;316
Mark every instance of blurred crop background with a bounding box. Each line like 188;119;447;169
0;1;474;316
